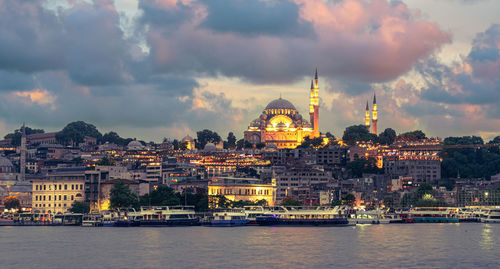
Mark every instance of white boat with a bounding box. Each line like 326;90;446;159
409;207;459;223
209;208;249;227
255;206;350;226
139;206;200;226
82;212;103;227
481;207;500;223
349;209;394;224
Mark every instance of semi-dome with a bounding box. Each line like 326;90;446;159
265;98;296;110
0;156;13;168
0;156;14;173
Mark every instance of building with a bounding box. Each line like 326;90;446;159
208;177;276;208
181;135;196;150
275;167;332;203
363;93;378;134
244;70;320;149
32;170;86;214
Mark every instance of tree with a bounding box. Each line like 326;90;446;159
416;183;433;199
297;136;324;148
3;196;21;210
397;130;427;141
4;126;44;146
96;156;113;166
342;125;377;145
56;121;102;146
444;136;484;145
110;182;138;209
255;142;266;149
346;157;382;177
325;132;335;140
343;193;356;206
378;128;396;145
140;186;180;206
244;141;253;149
227;132;237;150
196;129;221;149
236;139;245;150
488;136;500;144
102;131;133;146
70;201;90;213
281;197;302;206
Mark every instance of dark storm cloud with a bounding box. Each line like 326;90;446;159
200;0;313;37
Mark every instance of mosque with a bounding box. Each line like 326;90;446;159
244;70;320;149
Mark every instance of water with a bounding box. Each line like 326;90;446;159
1;224;499;269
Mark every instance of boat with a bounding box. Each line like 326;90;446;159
82;212;103;227
457;208;481;222
208;208;249;227
53;213;84;226
139;206;200;226
243;206;275;225
409;207;459;223
114;208;142;227
349;209;397;224
256;206;350;226
481;207;500;223
101;210;118;227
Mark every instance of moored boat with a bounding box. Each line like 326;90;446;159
256;206;350;226
208;208;249;227
409;207;459;223
139;206;200;226
481;207;500;223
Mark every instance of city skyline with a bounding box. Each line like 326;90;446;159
0;0;499;142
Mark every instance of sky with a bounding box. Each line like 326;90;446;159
0;0;499;142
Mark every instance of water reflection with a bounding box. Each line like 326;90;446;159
1;225;499;268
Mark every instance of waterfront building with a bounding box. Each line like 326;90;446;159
32;168;86;214
99;179;149;210
208;177;276;208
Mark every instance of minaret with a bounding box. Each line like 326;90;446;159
309;69;320;138
372;93;378;135
20;123;26;181
365;101;371;131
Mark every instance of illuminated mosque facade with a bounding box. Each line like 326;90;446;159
244;70;321;149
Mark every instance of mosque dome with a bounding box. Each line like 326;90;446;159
182;135;194;142
204;143;217;152
265;98;296;111
127;140;144;150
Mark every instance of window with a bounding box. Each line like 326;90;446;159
64;195;67;201
43;185;46;190
59;195;62;201
64;184;67;190
59;185;62;190
36;185;38;191
80;184;83;190
48;196;51;201
43;196;46;201
71;195;74;201
71;185;74;190
35;196;38;201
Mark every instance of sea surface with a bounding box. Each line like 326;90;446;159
1;223;499;269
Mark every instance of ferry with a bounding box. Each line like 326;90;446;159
349;209;399;224
256;206;350;226
101;210;118;227
208;208;249;227
481;207;500;223
243;206;275;225
82;212;103;227
114;208;142;227
409;207;459;223
139;206;200;226
53;213;84;226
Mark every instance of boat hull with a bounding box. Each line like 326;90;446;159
256;217;350;226
209;219;250;227
481;218;500;223
114;220;140;227
139;219;200;226
413;217;458;223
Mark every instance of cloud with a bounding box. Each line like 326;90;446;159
420;24;500;106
